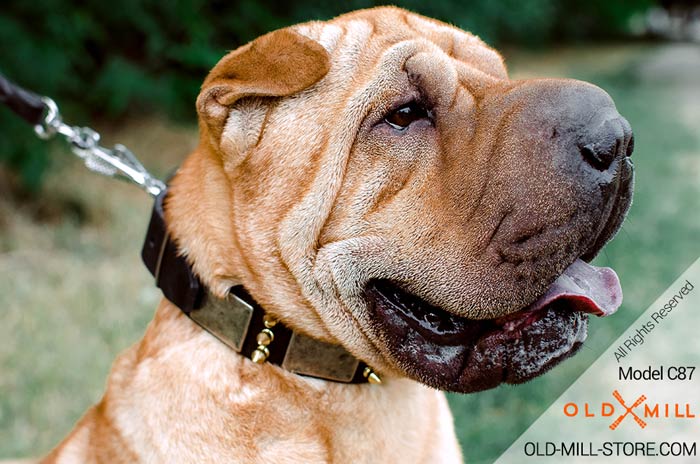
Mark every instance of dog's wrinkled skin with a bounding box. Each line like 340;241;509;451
43;7;633;463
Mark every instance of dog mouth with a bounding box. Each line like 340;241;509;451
365;258;622;392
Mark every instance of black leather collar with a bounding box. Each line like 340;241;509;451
141;191;377;384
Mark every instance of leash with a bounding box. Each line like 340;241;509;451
0;72;165;197
1;72;379;384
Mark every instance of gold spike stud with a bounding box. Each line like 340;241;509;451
363;366;382;385
251;346;270;364
256;328;274;346
263;314;277;329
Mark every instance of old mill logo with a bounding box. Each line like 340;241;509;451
563;390;696;430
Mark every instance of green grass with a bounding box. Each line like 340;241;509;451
1;43;699;461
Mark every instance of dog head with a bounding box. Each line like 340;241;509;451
167;7;634;392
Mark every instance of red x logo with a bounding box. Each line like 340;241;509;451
609;390;647;430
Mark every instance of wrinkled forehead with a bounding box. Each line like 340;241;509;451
293;9;508;83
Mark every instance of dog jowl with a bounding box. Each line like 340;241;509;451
168;7;634;395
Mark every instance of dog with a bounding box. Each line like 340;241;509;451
40;6;633;463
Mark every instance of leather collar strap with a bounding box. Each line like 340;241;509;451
141;191;373;384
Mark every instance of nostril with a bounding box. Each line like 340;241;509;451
580;142;616;171
626;134;634;158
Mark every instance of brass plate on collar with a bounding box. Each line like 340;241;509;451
189;293;253;352
282;333;360;382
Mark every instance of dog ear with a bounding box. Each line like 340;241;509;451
197;29;330;159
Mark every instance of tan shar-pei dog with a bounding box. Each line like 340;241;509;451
37;6;634;463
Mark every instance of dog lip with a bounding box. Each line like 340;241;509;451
365;278;561;346
364;270;601;392
365;280;589;392
367;279;495;344
366;260;613;344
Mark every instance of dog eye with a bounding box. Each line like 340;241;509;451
384;102;431;130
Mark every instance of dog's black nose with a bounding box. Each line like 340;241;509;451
513;80;634;178
578;114;633;171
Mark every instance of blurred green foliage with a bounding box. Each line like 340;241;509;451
1;0;654;189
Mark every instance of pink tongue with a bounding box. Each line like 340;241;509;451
529;259;622;317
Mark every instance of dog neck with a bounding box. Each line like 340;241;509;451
141;188;379;385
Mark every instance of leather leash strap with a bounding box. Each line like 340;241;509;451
0;72;46;126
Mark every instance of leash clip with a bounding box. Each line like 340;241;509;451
33;96;165;197
33;97;62;140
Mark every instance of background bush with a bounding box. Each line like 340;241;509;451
1;0;654;189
